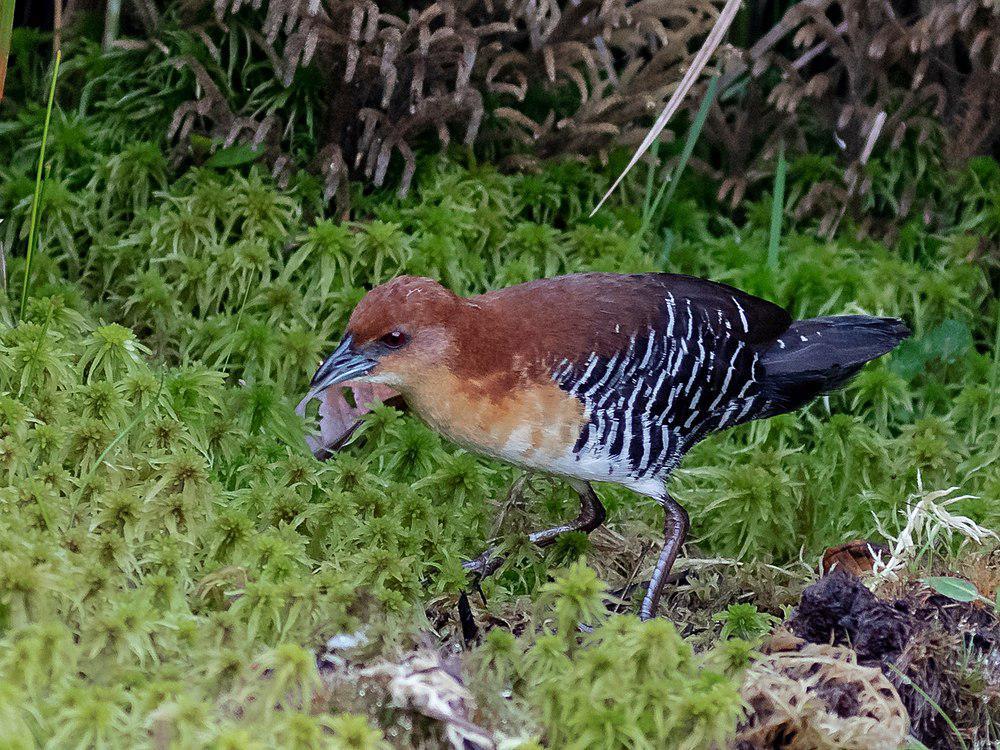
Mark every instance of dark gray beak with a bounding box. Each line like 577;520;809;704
307;334;377;399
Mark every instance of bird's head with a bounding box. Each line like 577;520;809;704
307;276;462;399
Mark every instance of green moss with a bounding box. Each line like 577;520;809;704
515;564;745;747
1;53;998;740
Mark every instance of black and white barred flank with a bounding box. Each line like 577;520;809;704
551;290;764;484
550;277;909;493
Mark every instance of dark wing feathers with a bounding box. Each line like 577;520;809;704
644;273;792;345
474;272;792;364
542;273;775;478
759;315;910;416
764;316;910;376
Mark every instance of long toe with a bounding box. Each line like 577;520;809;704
462;558;485;575
462;549;502;578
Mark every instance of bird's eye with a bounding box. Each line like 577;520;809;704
379;330;407;349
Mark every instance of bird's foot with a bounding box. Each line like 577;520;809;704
457;563;492;647
461;547;505;579
461;557;486;575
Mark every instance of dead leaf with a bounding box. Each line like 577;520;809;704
821;540;888;577
737;641;909;749
368;651;494;750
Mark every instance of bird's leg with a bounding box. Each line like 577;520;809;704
463;479;607;579
639;492;689;621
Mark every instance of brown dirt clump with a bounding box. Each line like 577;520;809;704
787;569;912;663
783;570;1000;750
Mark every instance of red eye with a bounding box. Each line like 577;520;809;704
380;331;407;348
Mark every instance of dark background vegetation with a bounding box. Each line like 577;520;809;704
1;1;998;747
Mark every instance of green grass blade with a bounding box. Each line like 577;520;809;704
654;73;719;217
218;283;254;374
0;0;14;102
18;49;60;322
640;140;661;232
767;138;787;270
989;304;1000;421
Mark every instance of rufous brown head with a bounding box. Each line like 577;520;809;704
307;276;462;397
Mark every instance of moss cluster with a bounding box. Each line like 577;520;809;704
1;35;998;745
0;291;486;742
474;563;749;748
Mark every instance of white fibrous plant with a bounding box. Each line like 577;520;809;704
870;475;997;584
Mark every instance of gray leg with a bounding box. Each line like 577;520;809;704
639;492;689;620
464;479;607;579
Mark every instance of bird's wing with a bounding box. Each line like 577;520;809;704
514;273;787;478
643;273;791;345
473;272;790;360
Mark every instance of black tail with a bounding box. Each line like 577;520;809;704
759;315;910;417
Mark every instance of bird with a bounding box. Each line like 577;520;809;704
306;272;909;620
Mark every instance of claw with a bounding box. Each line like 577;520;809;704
458;591;479;645
462;548;504;579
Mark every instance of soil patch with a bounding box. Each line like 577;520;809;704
782;570;1000;749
